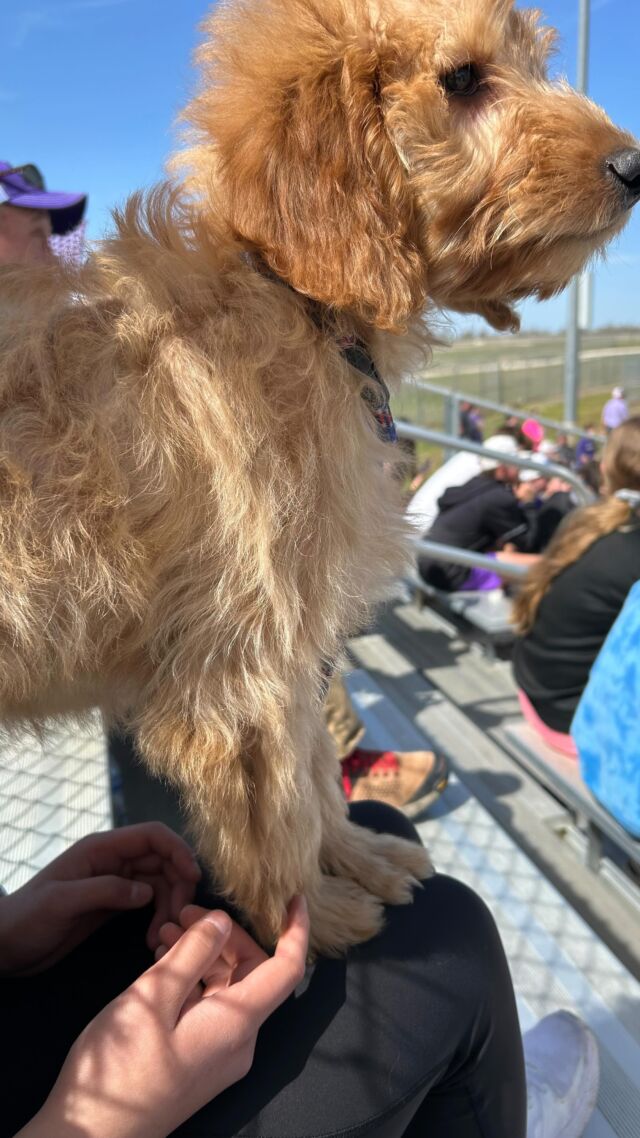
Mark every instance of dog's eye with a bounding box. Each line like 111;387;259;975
441;64;480;97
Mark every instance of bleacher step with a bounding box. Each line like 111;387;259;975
502;722;640;872
348;617;640;978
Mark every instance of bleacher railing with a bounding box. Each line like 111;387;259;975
414;538;528;581
411;380;607;445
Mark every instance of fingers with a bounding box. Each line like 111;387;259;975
156;923;183;955
145;879;173;950
58;875;154;916
170;877;200;925
230;896;309;1025
139;911;233;1024
158;905;269;984
75;823;201;885
189;907;269;983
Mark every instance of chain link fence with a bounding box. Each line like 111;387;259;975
395;349;640;431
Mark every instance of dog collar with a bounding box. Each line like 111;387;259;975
332;333;397;444
246;254;397;444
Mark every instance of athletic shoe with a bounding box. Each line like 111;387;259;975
341;747;449;817
525;1011;600;1138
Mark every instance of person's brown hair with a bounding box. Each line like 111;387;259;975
513;416;640;633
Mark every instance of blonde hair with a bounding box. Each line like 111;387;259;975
514;416;640;634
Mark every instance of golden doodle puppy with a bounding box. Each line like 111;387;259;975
0;0;638;952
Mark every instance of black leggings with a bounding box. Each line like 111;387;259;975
1;803;526;1138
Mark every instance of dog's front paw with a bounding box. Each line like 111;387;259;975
306;873;386;956
305;823;432;954
322;821;433;907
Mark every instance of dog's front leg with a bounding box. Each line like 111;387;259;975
134;688;333;948
133;683;430;954
307;716;433;955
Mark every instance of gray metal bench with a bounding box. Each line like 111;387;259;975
413;579;516;652
503;721;640;873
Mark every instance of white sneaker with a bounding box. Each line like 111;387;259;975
525;1011;600;1138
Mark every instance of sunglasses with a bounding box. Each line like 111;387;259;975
0;164;46;190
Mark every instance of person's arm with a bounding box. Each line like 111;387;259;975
15;898;308;1138
485;493;531;552
530;490;574;553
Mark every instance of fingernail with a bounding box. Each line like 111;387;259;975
204;910;231;935
131;881;153;904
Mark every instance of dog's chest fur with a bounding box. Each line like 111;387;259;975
0;235;411;720
168;275;410;677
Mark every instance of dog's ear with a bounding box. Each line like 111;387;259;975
473;301;521;333
449;298;521;334
184;3;427;331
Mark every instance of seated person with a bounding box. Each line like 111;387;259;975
459;400;483;442
512;417;640;757
572;579;640;837
406;429;519;535
551;432;576;468
417;441;540;593
524;474;576;553
579;458;603;498
2;821;599;1138
574;424;598;469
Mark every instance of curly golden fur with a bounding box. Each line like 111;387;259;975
0;0;637;951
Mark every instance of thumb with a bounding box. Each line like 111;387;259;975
139;911;232;1023
57;875;154;917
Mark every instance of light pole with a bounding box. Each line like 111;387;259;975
564;0;591;426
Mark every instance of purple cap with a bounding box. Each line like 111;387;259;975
0;161;87;236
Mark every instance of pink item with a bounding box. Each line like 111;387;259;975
517;689;579;758
521;419;545;449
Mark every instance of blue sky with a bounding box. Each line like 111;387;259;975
2;0;639;333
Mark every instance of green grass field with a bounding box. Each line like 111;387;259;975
392;327;640;473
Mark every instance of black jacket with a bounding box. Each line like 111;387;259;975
513;525;640;732
418;473;529;591
524;490;575;553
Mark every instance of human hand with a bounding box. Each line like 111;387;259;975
152;901;279;1013
19;898;308;1138
544;476;572;496
0;822;201;976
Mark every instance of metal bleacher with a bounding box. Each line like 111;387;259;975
503;722;640;874
396;418;594;651
412;576;517;653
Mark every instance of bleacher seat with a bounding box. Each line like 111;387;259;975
503;721;640;873
413;578;515;650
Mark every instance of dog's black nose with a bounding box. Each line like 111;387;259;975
606;147;640;207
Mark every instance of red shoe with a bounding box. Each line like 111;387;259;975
341;747;449;818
